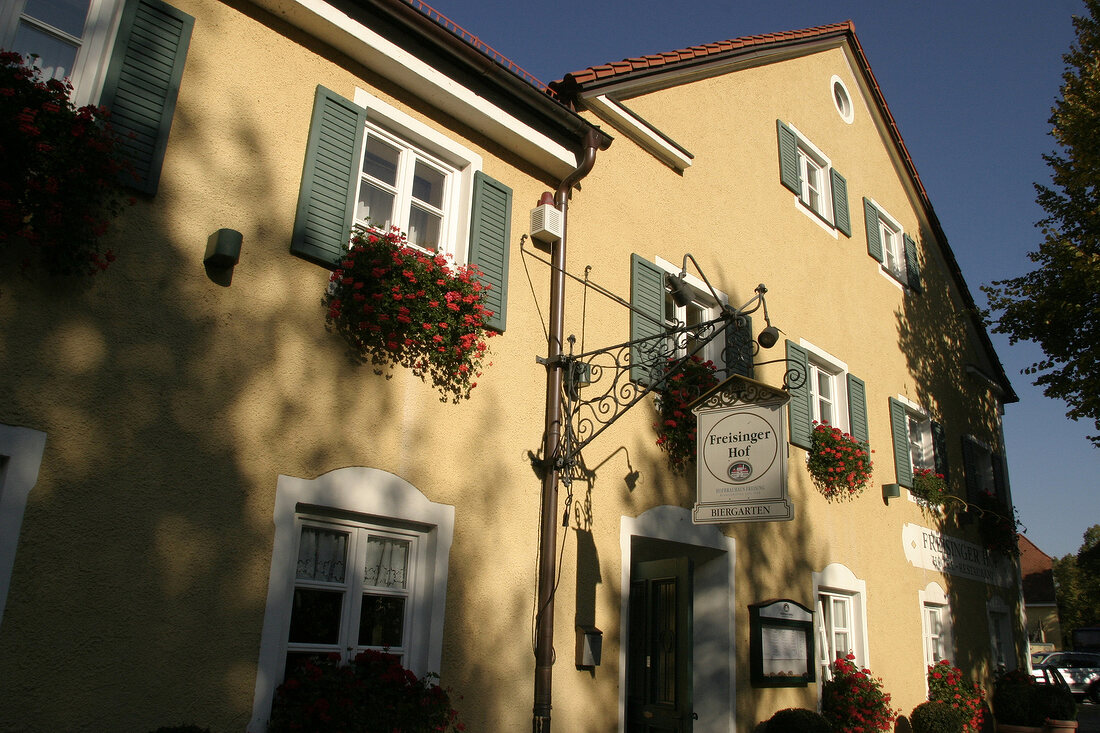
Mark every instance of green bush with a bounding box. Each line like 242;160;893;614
759;707;833;733
1032;682;1077;721
910;701;965;733
992;669;1043;726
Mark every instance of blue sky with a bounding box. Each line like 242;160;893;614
423;0;1097;559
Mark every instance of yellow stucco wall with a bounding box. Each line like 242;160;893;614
0;5;1022;733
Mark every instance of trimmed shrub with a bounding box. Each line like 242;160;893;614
910;701;965;733
760;707;833;733
1032;682;1077;721
992;669;1043;727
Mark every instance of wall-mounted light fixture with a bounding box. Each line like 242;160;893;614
882;483;901;502
204;228;242;268
668;254;781;350
575;625;602;668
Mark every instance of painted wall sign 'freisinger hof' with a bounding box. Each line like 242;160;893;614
691;375;793;524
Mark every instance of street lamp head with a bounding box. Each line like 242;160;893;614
758;325;780;349
667;272;694;307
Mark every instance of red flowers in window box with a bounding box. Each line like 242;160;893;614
323;226;494;401
653;355;719;473
911;467;949;506
807;422;874;501
0;51;133;276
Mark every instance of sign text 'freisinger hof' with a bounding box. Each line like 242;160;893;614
693;391;793;524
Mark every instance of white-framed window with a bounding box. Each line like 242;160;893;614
286;518;422;676
352;89;480;263
908;413;935;472
0;0;124;107
777;120;850;238
988;596;1018;672
831;75;854;124
863;197;920;290
654;257;727;369
250;467;455;733
880;216;905;282
0;423;47;631
802;340;849;433
920;583;953;670
813;563;869;681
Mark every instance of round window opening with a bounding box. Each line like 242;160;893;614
832;76;854;124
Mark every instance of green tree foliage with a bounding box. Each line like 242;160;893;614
1053;525;1100;646
983;1;1100;446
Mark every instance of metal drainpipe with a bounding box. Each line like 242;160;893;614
533;128;605;733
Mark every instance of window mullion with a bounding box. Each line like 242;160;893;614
343;527;367;660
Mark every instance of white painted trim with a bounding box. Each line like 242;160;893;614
0;423;47;631
831;75;854;125
249;467;455;733
619;507;737;733
586;95;692;171
250;0;577;177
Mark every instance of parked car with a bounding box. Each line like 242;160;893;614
1031;651;1100;701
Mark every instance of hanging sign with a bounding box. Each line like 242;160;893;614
691;375;793;523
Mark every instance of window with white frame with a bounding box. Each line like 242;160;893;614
802;342;849;433
777;120;851;237
286;518;422;677
863;197;920;290
908;413;935;472
0;0;124;106
988;597;1017;672
920;583;953;670
250;467;455;733
813;564;869;681
352;89;479;263
880;217;906;282
655;257;726;368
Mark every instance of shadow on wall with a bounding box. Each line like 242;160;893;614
0;21;541;733
895;231;1022;693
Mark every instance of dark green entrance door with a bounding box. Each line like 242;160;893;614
627;557;693;732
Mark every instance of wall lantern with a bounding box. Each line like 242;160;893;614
204;228;242;268
575;625;602;668
882;483;901;502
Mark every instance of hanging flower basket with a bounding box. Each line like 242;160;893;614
911;468;949;506
807;422;874;501
0;51;132;275
323;226;495;402
653;355;719;473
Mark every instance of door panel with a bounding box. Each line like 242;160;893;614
627;558;693;733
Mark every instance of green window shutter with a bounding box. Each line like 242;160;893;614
99;0;193;196
831;169;851;237
468;171;513;333
630;254;666;385
904;234;921;291
786;340;812;450
961;436;981;503
931;421;949;482
724;315;753;379
889;397;913;489
863;198;883;263
846;374;868;443
991;451;1007;504
777;120;800;194
290;86;365;268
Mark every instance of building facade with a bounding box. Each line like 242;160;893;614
0;2;1023;731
